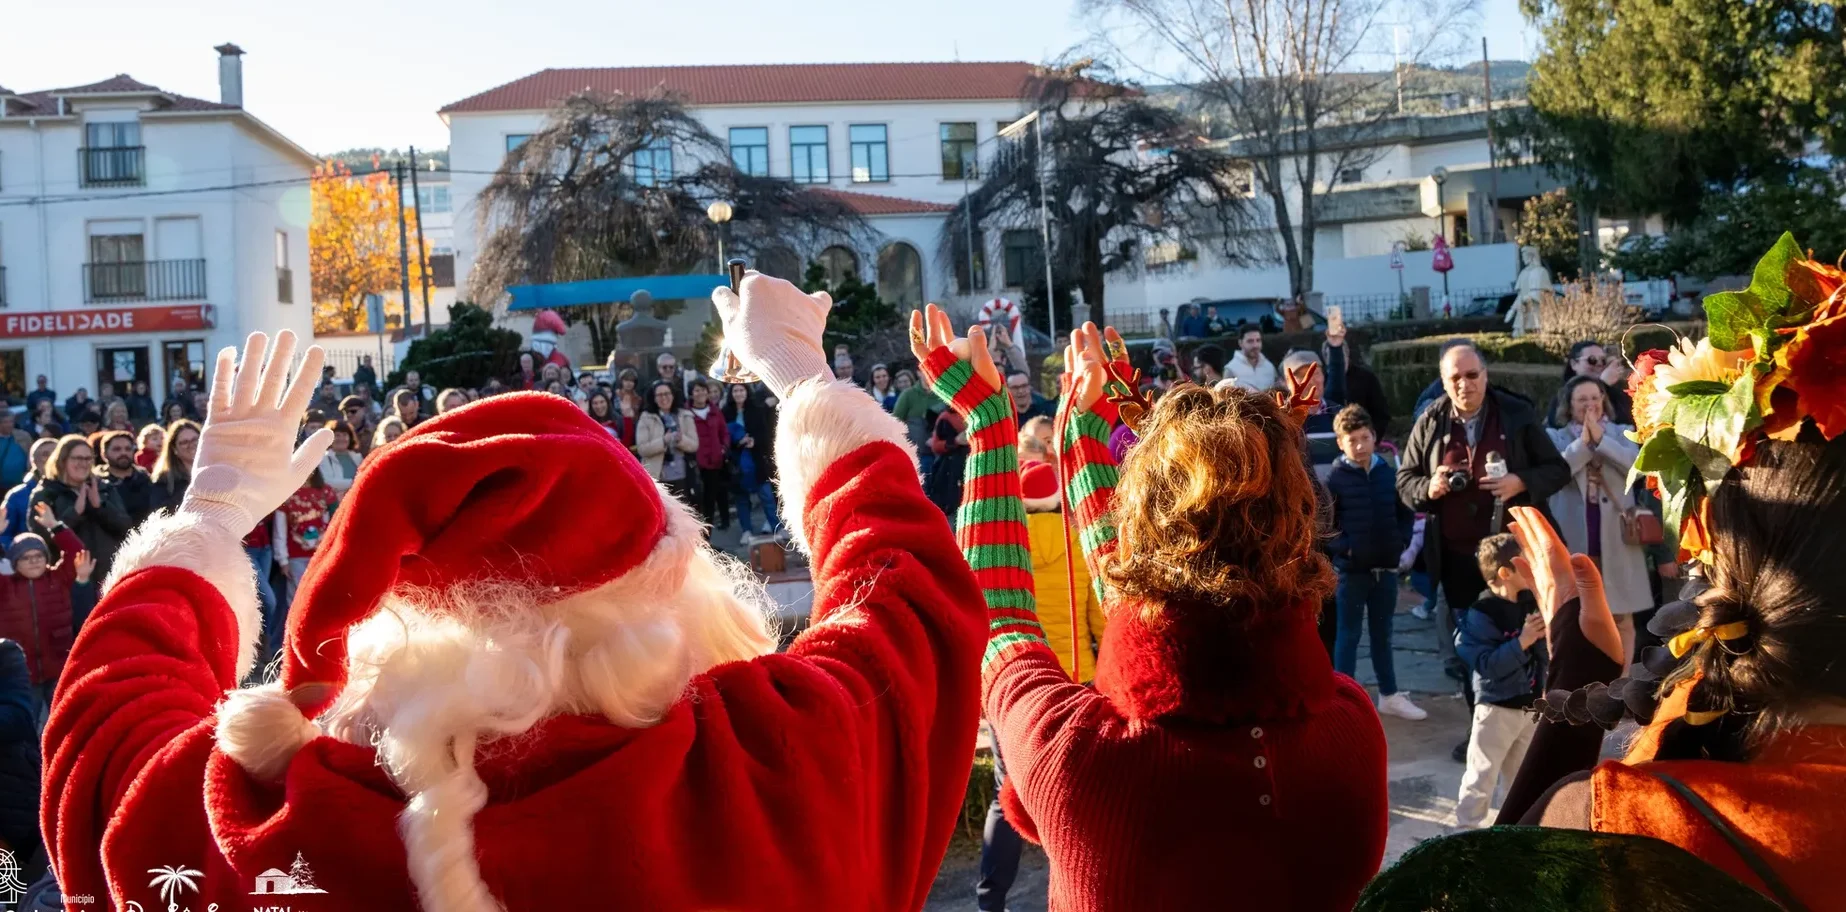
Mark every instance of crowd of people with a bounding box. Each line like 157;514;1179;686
8;250;1844;912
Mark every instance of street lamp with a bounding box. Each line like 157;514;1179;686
1430;167;1449;242
706;200;734;271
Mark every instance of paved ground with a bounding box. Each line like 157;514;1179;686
921;584;1479;912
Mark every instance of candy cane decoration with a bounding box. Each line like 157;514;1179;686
978;297;1023;338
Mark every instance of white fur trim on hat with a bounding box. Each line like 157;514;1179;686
105;508;263;681
774;377;918;553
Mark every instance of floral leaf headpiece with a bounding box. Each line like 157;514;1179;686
1628;231;1846;563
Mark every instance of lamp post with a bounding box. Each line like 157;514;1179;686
1430;166;1449;242
706;200;734;272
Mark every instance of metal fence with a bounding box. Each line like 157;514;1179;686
83;259;207;303
320;348;397;382
1320;293;1408;324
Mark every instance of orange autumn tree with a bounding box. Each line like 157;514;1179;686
309;161;425;332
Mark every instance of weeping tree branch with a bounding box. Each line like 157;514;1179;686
468;91;874;357
939;60;1272;330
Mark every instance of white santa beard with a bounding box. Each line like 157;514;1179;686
224;491;776;912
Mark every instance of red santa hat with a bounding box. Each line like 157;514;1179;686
279;391;668;717
531;309;569;336
1020;460;1060;501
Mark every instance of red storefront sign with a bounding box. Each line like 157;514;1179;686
0;305;214;339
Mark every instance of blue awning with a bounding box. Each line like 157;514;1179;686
505;274;729;312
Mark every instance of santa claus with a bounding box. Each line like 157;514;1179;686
43;276;986;910
527;309;572;373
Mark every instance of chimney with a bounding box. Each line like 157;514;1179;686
215;43;244;107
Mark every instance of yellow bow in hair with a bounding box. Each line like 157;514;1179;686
1666;621;1750;659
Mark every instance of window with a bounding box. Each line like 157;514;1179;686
85;122;141;149
416;184;451;213
1337;168;1364;185
505;134;532;153
633;137;673;186
1002;230;1042;288
848;125;888;183
81;122;144;186
276;230;293;303
87;231;146;300
729;127;769;176
876;243;924;308
941;123;978;180
952;230;988;294
790;126;829;184
817;246;859;286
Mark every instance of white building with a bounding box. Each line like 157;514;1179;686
440;64;1568;356
441;62;1044;355
0;44;315;405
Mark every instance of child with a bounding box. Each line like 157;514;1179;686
0;503;92;727
1453;532;1548;827
1326;405;1425;720
278;469;337;605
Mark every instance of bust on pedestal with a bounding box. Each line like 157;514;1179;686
1508;246;1552;338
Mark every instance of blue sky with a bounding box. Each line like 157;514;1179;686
4;0;1538;155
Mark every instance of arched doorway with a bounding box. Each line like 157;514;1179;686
755;246;802;283
876;242;924;309
817;246;859;287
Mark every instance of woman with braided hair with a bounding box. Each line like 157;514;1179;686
913;311;1387;911
1375;235;1846;912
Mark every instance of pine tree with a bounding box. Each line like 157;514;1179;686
288;852;318;892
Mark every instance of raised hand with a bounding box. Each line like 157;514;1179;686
185;331;335;536
1508;505;1622;665
31;501;55;528
710;271;832;397
909;304;1002;405
73;550;95;584
1064;323;1111;415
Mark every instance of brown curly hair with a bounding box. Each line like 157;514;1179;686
1103;383;1334;624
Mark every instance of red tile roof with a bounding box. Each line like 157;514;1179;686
441;62;1048;113
1;74;235;116
811;187;955;216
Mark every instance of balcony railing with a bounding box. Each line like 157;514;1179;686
277;266;294;303
79;146;146;187
83;259;206;303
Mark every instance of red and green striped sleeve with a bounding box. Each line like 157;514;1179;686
921;349;1046;671
1059;404;1120;607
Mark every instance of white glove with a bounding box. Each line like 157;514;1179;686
710;271;832;397
184;331;334;537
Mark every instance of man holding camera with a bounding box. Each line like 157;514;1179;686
1397;340;1569;679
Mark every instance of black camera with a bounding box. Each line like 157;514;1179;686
1444;469;1470;492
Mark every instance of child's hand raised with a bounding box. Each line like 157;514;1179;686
73;550;95;584
31;501;53;529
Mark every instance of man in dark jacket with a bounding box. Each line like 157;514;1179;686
1396;340;1569;680
95;431;157;525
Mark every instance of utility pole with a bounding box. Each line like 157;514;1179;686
393;162;412;336
408;146;433;335
1036;114;1056;340
1483;37;1502;244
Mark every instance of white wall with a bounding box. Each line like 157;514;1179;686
0;102;312;400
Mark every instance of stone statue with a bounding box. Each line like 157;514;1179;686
1508;246;1551;338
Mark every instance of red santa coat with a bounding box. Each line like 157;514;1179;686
43;380;984;911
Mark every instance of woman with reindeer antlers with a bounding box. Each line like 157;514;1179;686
911;309;1389;912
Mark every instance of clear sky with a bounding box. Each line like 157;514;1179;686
4;0;1538;155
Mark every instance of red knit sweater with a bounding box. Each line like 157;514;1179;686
919;352;1391;911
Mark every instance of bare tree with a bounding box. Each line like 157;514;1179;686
1087;0;1477;300
940;60;1271;330
469;91;870;358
